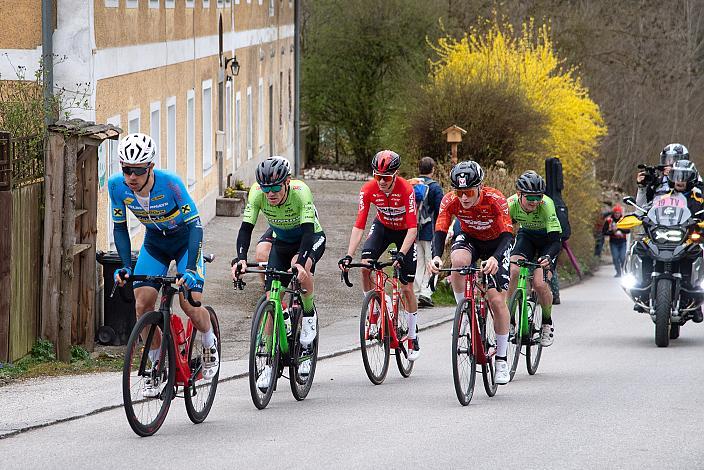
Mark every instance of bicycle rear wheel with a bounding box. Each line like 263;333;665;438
452;299;476;406
290;304;319;401
526;297;543;375
360;291;390;385
249;300;279;409
480;305;498;397
507;290;523;381
122;311;176;437
394;299;414;378
185;307;221;423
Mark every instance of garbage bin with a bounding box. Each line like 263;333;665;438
96;250;138;346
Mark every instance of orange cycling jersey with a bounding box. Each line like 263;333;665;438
354;177;417;231
435;186;513;240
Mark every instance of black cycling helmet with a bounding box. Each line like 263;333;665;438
255;156;291;187
515;170;546;195
371;150;401;174
450;161;484;189
667;159;698;191
660;143;689;166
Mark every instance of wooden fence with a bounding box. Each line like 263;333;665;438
0;132;44;362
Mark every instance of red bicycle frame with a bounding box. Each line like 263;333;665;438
459;271;494;365
367;267;405;350
158;287;201;387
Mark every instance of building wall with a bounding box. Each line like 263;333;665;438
0;0;43;80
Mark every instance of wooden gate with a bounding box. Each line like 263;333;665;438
0;132;44;362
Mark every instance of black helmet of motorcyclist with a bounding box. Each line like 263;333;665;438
667;159;698;192
660;143;690;167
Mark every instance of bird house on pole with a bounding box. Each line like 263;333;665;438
442;125;467;164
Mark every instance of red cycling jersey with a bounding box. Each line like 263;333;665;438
435;186;513;240
354;177;417;231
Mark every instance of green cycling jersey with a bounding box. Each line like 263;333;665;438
507;193;562;235
242;179;323;243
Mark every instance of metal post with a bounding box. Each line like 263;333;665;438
294;0;301;176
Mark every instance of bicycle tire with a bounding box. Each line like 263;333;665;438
480;304;498;397
122;310;176;437
507;290;523;381
289;302;319;401
525;298;543;375
360;290;390;385
185;307;221;423
452;299;476;406
394;297;414;378
249;300;280;409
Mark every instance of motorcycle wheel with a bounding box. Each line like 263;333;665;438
669;323;680;340
654;279;672;347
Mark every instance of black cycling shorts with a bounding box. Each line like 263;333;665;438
451;231;511;291
258;227;275;245
361;219;417;285
265;231;326;290
511;230;559;270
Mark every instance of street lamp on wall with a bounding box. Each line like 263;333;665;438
224;55;240;77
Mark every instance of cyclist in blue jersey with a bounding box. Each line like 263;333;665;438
109;133;218;396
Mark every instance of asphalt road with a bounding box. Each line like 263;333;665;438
3;268;704;469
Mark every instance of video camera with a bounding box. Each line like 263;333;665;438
637;163;666;187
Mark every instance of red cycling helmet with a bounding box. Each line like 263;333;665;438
371;150;401;174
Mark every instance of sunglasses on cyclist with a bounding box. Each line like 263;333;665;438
122;166;150;176
373;172;396;182
524;194;543;202
456;188;479;198
261;184;283;193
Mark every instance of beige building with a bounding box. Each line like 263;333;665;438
1;0;297;250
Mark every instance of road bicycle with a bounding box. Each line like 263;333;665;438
507;259;547;380
430;266;498;406
120;255;220;437
341;250;414;385
234;262;318;409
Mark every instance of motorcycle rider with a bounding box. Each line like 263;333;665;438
632;159;704;322
636;143;690;206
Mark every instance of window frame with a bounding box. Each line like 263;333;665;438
166;96;177;172
187;89;196;187
150;101;161;168
202;79;214;174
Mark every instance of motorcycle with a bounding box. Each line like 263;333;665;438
619;193;704;347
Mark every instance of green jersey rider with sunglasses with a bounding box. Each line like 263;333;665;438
506;170;563;347
232;156;326;387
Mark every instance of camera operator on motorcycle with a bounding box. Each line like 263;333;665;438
629;159;704;324
635;143;690;206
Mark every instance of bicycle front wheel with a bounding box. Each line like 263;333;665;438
507;290;523;381
526;298;543;375
480;304;498;397
249;300;279;409
394;300;414;378
452;299;476;406
360;291;390;385
290;305;319;401
185;307;221;423
122;311;176;437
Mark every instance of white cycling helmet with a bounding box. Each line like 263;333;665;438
118;133;157;165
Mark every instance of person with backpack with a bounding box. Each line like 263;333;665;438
410;157;444;307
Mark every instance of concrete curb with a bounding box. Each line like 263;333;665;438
0;312;454;440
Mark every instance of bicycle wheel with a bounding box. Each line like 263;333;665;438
507;290;523;381
184;307;221;423
481;304;498;397
526;297;543;375
122;311;176;437
289;304;319;401
394;298;414;378
452;299;476;406
360;290;390;385
249;300;279;409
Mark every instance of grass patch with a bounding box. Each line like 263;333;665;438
431;277;458;307
0;340;124;386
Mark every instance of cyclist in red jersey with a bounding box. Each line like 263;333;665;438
339;150;421;361
428;160;514;384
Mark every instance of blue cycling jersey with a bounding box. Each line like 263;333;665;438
108;169;200;234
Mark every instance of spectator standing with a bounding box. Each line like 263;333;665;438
603;204;628;277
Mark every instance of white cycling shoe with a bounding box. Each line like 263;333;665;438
257;365;273;391
541;323;554;347
495;359;510;385
298;358;312;376
299;314;318;347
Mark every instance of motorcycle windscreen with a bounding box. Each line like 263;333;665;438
647;193;691;226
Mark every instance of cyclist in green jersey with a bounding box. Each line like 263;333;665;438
507;171;562;346
232;157;325;383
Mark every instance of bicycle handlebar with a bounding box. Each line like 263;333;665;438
339;260;397;288
427;265;502;293
111;271;202;307
231;261;302;292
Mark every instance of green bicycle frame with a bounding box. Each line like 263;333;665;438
255;278;290;356
513;264;533;341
